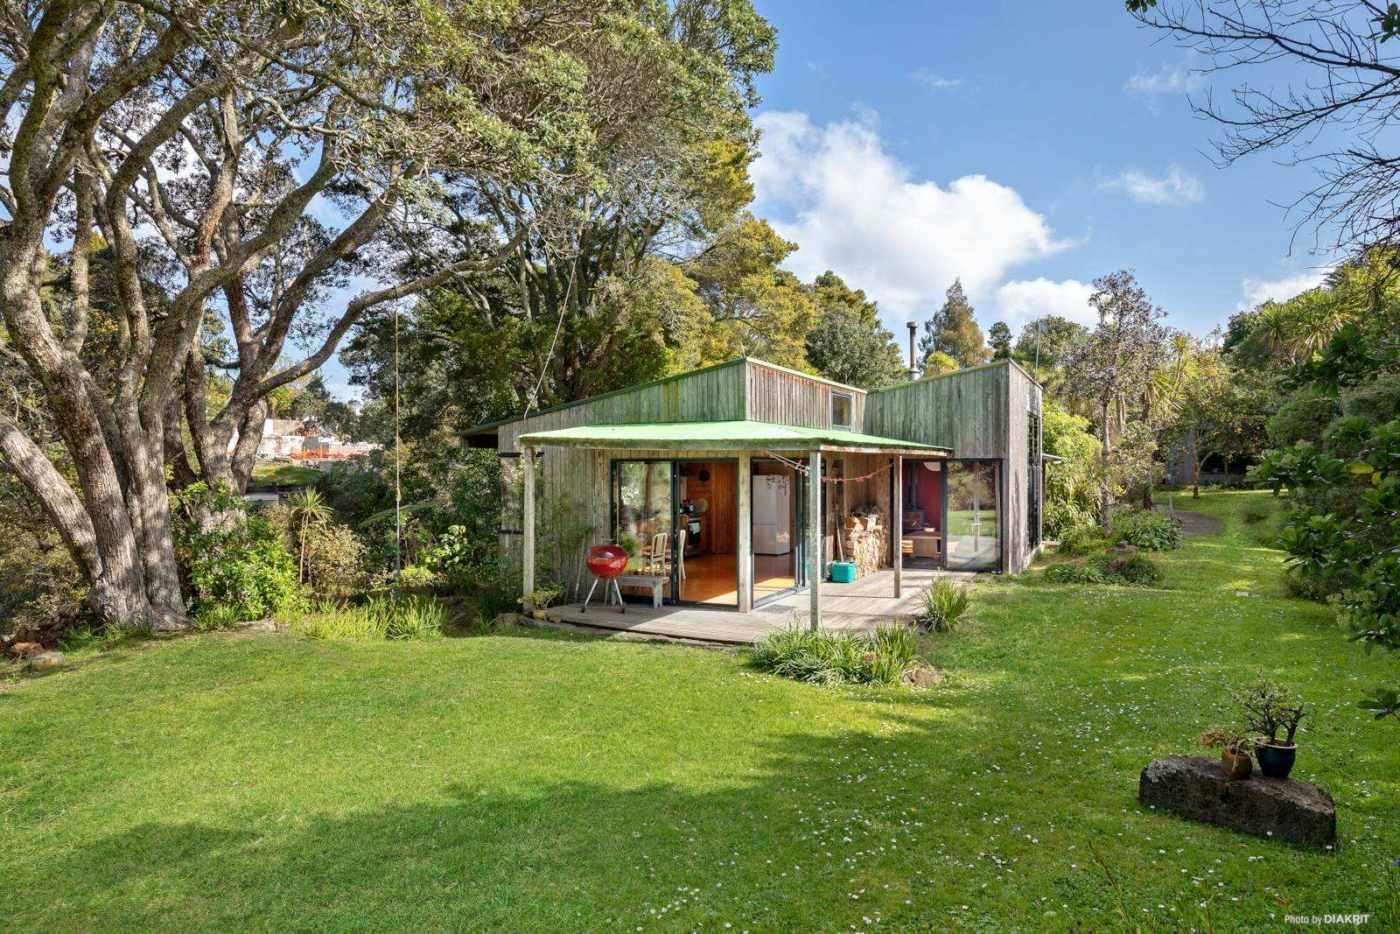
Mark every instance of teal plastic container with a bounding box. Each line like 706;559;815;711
829;561;857;584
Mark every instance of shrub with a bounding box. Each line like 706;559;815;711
174;487;303;621
384;597;445;641
193;604;243;631
1045;553;1162;586
1110;510;1182;551
425;524;502;593
1044;561;1110;585
869;625;920;685
1057;525;1107;556
751;625;926;687
287;595;445;641
916;579;970;632
1104;553;1162;585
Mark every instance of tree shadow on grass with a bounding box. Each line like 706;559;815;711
9;680;1390;934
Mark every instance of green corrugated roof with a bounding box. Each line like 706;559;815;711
516;420;949;454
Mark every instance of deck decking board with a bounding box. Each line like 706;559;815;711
542;568;972;645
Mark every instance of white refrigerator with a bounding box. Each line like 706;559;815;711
752;475;792;555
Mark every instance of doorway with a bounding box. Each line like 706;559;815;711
751;457;807;606
945;460;1001;572
676;461;738;606
610;459;738;607
900;459;945;570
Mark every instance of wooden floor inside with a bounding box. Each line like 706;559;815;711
546;567;974;645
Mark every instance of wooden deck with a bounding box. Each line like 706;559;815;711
541;568;973;645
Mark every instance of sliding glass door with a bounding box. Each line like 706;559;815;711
613;461;674;583
944;461;1000;572
751;458;808;606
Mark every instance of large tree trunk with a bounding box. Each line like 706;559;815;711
0;267;186;630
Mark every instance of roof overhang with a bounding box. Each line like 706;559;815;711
515;420;949;458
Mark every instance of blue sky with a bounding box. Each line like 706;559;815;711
745;0;1335;343
319;1;1335;400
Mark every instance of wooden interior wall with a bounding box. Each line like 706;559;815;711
825;453;894;569
679;461;737;554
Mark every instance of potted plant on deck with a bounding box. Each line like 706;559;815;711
1198;727;1255;780
1234;677;1306;779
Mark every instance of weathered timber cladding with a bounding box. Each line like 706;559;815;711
863;362;1009;458
745;360;866;428
863;361;1042;573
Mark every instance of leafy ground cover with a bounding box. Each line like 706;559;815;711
2;491;1396;931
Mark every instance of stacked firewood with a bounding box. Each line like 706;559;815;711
841;513;887;579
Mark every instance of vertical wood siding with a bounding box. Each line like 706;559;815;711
863;363;1009;458
743;360;866;429
864;361;1041;573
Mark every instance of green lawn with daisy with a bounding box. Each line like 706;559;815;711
2;490;1396;931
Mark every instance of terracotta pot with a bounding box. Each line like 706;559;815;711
1221;747;1253;780
1255;742;1297;779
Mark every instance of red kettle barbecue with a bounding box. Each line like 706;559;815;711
581;544;629;614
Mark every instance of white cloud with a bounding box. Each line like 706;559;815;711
1125;63;1205;96
992;278;1097;333
1101;165;1204;206
1239;269;1329;309
911;69;961;90
751;110;1066;322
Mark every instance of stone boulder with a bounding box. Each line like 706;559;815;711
901;665;945;690
1138;756;1336;849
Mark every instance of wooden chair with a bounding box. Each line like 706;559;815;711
642;531;668;575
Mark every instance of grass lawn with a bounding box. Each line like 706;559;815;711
247;461;322;490
2;490;1397;931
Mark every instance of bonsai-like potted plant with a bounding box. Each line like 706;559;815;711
1234;677;1306;779
1198;727;1255;780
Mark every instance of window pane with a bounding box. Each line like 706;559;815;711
498;455;525;533
832;392;853;428
614;461;673;573
945;461;999;571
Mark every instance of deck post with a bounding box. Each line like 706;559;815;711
521;446;536;609
737;453;753;614
808;449;822;631
893;455;903;599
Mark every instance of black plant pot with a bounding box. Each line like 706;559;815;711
1255;742;1297;779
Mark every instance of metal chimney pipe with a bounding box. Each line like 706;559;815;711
906;321;918;377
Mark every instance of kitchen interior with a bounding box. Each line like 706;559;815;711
752;458;798;602
676;461;738;605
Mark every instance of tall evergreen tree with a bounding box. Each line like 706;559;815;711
805;272;906;390
919;279;990;370
988;322;1013;360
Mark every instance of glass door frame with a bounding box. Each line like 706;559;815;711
750;456;809;610
941;458;1004;573
672;457;740;608
608;457;741;609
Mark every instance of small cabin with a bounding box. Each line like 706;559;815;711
466;357;1044;628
